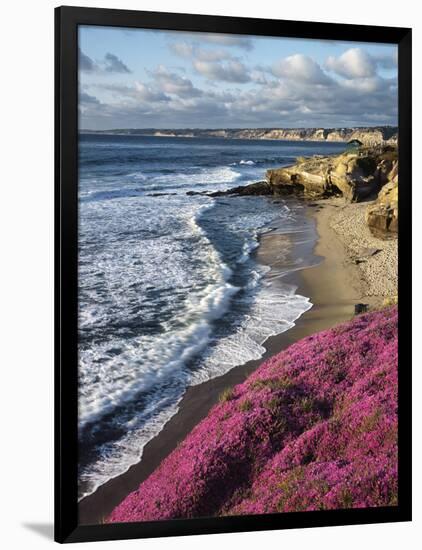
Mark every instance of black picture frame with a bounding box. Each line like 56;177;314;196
55;5;412;543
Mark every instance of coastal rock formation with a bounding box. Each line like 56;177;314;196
366;177;398;236
213;127;396;145
325;128;397;147
108;307;398;522
191;146;398;206
208;181;272;197
87;126;398;146
265;146;397;202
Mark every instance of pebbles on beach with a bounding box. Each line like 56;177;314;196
328;199;398;303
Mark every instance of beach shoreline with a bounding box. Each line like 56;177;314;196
78;196;396;525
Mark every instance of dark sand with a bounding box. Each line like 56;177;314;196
78;200;362;525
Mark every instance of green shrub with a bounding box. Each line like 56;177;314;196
250;376;293;391
299;397;315;413
239;399;253;412
219;387;234;403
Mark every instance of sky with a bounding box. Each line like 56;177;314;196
79;26;398;130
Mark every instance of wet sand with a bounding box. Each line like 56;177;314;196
78;199;363;525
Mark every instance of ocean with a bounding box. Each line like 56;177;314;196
78;134;347;499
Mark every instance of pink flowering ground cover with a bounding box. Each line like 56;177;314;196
108;306;398;523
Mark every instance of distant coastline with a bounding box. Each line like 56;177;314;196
80;126;398;146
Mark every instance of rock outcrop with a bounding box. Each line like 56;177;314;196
366;175;398;236
207;181;274;197
190;146;398;206
264;146;397;202
266;156;332;198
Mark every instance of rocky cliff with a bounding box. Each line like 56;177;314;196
228;127;397;146
366;163;398;236
86;126;398;145
108;307;398;522
266;146;398;202
208;145;397;203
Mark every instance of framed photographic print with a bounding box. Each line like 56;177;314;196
55;5;412;543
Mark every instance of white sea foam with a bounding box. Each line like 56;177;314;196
78;396;184;500
239;235;260;263
78;196;238;430
80;166;242;201
151;165;241;192
189;282;312;385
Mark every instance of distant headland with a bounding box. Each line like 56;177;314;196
81;126;397;146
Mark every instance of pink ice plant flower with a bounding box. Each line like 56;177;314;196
108;306;398;523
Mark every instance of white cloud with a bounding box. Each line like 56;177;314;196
149;65;203;98
80;47;397;129
250;68;269;84
133;82;170;102
170;42;231;62
325;48;376;79
169;42;194;58
92;82;170;105
192;59;250;83
189;33;253;50
170;41;250;83
272;54;332;85
339;76;384;94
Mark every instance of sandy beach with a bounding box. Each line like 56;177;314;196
78;196;398;525
327;198;398;307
